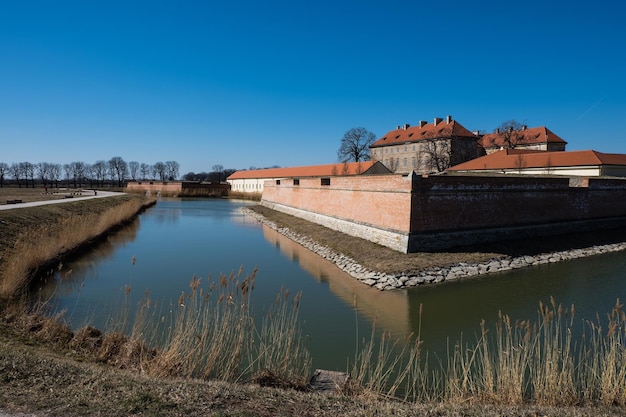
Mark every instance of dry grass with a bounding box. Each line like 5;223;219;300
0;193;155;298
346;298;626;408
3;301;626;416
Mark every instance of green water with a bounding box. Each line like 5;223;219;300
37;198;626;370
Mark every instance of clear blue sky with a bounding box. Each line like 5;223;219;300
1;0;625;175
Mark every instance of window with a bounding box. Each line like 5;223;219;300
412;157;416;168
403;158;407;167
321;178;331;186
275;180;281;185
293;178;300;186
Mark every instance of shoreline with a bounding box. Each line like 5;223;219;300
243;207;626;290
0;194;156;299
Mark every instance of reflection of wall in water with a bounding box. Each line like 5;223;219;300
261;225;409;337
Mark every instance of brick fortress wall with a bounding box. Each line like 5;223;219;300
261;173;626;253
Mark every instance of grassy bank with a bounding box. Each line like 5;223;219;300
0;192;155;298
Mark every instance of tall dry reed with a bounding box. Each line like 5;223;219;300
0;197;152;298
127;267;311;384
348;298;626;406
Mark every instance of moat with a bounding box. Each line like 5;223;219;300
36;198;626;370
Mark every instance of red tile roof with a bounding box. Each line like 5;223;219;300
370;118;476;148
227;161;385;180
479;126;567;149
448;149;626;171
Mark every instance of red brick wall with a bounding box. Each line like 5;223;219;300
262;174;626;251
261;175;413;233
410;176;626;233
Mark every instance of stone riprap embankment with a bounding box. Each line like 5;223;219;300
243;208;626;291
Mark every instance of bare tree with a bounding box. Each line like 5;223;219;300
150;164;158;181
21;162;35;188
421;139;452;173
166;161;179;181
92;160;107;187
128;161;140;181
492;120;526;149
337;127;376;162
37;162;52;188
0;162;8;187
49;163;62;187
9;163;22;188
513;153;527;173
140;163;150;181
71;161;87;188
212;164;224;183
154;161;166;181
63;164;72;188
108;157;128;187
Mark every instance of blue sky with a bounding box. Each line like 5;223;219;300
1;0;625;175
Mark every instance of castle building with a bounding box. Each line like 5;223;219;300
479;126;567;154
369;116;481;174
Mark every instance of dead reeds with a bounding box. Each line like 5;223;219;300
0;196;153;298
127;267;311;385
347;298;626;406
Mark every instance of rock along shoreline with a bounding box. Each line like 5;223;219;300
243;207;626;291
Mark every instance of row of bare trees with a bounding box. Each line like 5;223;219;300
0;157;180;188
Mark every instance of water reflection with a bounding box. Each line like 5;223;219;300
37;217;141;299
262;225;410;337
406;251;626;356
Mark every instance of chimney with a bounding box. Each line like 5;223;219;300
419;120;427;128
522;125;527;130
403;123;410;130
434;117;443;125
495;128;500;134
509;126;514;132
446;115;452;124
396;125;401;130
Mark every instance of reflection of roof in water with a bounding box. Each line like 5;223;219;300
261;225;409;337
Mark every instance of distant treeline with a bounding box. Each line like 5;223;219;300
0;157;180;188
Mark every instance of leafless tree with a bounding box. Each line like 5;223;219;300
166;161;180;181
37;162;52;187
386;157;399;172
71;161;87;188
492;120;526;149
337;127;376;162
140;163;150;180
63;164;72;188
92;160;107;186
21;162;35;188
0;162;8;187
513;153;527;173
128;161;140;181
421;139;452;173
154;161;166;181
49;163;62;187
211;164;224;183
9;163;22;188
150;164;159;181
108;157;128;187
